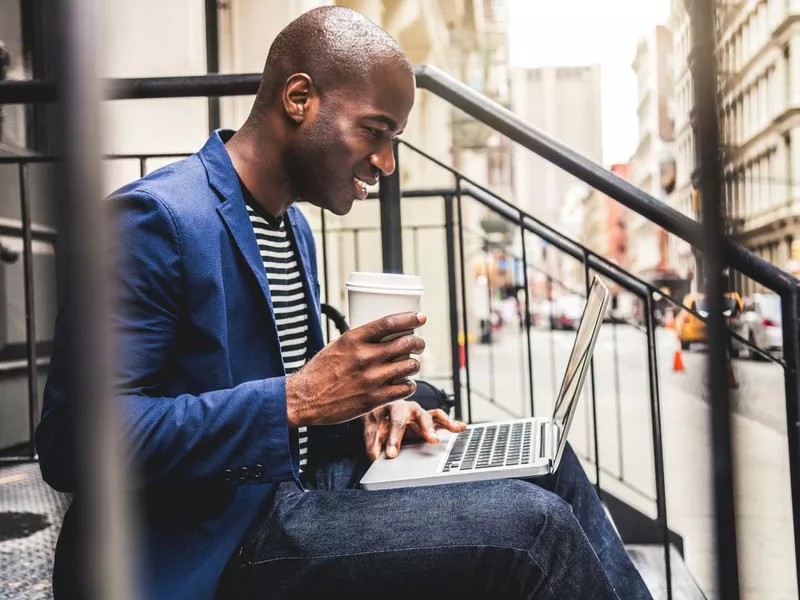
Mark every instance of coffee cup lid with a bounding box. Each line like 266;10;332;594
346;271;423;292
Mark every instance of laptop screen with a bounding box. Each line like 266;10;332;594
549;276;610;471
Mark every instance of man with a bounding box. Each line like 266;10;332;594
37;7;652;600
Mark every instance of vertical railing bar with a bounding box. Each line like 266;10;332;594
779;285;800;593
583;257;601;494
688;0;740;596
444;195;463;422
519;216;535;417
379;139;403;274
320;208;331;343
455;178;473;423
55;0;136;595
645;292;673;600
518;310;527;417
485;240;496;404
19;162;39;460
612;317;624;480
138;157;146;178
548;273;558;398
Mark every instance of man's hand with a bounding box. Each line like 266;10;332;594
363;401;467;460
285;312;426;427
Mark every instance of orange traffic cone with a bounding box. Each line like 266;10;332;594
673;347;685;372
664;310;675;330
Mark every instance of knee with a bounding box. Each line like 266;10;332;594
482;480;578;536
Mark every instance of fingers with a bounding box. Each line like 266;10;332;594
370;357;421;388
385;404;413;459
412;409;439;445
369;379;417;405
379;333;426;361
355;312;427;343
428;409;467;433
367;416;390;461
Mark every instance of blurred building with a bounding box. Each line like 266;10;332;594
510;64;603;296
628;26;681;294
582;163;631;286
558;184;590;290
510;64;603;224
669;0;800;294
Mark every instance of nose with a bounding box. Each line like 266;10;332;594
370;140;396;177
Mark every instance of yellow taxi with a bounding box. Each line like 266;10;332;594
675;292;743;350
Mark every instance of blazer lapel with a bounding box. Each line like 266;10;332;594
217;197;276;317
199;129;324;357
200;129;283;363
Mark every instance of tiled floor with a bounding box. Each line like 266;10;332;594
0;463;69;600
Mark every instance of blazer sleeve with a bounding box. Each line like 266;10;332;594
36;190;297;493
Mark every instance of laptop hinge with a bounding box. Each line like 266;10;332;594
544;421;562;470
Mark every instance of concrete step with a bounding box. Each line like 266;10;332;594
626;544;707;600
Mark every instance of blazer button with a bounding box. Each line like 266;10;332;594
238;466;250;481
223;469;234;483
252;464;264;479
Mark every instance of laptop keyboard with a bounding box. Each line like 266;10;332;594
441;422;535;472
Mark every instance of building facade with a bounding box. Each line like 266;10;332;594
670;0;800;294
628;25;679;284
510;64;603;297
582;163;631;277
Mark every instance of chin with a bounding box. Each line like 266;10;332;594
324;196;356;216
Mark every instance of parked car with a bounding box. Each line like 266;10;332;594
731;293;783;359
552;294;585;330
675;292;743;350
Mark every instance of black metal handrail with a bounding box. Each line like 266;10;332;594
2;66;799;598
2;67;795;290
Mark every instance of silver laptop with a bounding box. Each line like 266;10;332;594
359;275;610;491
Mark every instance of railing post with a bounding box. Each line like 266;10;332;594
455;179;473;423
444;194;463;422
519;215;535;417
781;286;800;592
379;139;403;274
204;0;221;132
687;0;741;596
19;163;39;460
52;0;137;596
583;256;601;494
645;292;673;600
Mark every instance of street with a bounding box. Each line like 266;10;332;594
462;323;796;600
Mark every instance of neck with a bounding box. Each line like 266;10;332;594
225;120;295;218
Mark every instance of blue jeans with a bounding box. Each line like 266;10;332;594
219;442;651;599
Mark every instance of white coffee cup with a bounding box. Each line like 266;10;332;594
346;272;424;385
346;272;424;332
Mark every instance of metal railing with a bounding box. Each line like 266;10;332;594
1;63;799;599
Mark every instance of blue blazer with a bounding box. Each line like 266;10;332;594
36;130;351;599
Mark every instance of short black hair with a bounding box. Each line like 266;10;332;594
260;6;412;101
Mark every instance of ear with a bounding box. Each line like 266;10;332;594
282;73;315;124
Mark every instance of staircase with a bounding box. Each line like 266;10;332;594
1;64;799;599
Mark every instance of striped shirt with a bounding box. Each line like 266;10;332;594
246;203;310;471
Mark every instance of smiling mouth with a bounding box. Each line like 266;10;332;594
353;176;376;200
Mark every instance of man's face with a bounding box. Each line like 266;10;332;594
286;65;415;216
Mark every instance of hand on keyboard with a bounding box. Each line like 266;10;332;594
363;400;466;461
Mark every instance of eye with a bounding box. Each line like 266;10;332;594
366;127;383;140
